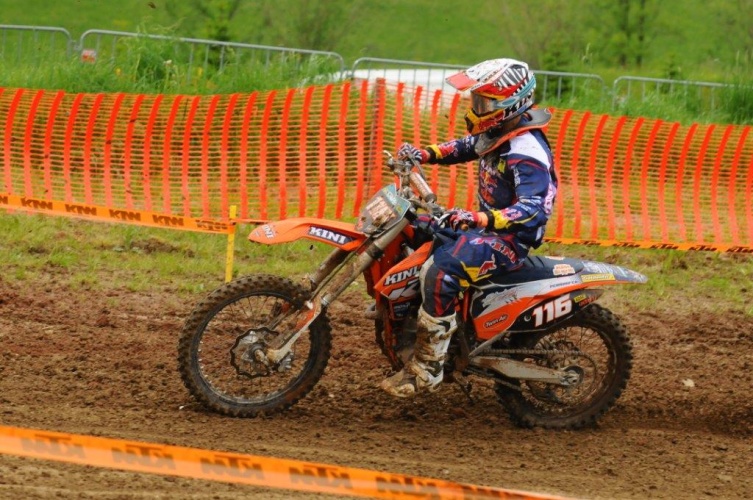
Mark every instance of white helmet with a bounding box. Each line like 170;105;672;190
446;58;536;134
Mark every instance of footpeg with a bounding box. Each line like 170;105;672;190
451;371;475;404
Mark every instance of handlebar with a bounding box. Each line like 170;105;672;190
408;169;437;203
384;150;441;212
383;151;477;231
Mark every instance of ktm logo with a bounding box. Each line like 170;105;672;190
111;444;175;469
727;246;753;254
21;434;84;459
376;474;440;496
65;204;97;216
196;219;229;232
290;465;352;489
200;454;264;478
21;198;53;210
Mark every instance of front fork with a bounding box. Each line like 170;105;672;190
266;219;410;362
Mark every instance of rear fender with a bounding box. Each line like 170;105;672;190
506;261;647;331
578;260;648;286
469;260;647;339
249;218;365;251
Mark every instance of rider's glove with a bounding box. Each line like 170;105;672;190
397;143;430;164
448;209;490;231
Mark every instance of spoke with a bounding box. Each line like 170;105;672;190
521;325;612;414
196;293;311;405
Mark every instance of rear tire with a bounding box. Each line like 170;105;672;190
178;275;331;417
496;304;632;429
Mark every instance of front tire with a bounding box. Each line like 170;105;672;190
496;304;632;429
178;274;332;417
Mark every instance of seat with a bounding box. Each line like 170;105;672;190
481;256;584;285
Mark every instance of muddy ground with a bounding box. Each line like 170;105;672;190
0;264;752;500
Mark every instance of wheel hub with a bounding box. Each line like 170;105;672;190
527;340;593;401
230;327;297;378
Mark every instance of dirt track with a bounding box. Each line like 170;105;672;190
1;266;752;499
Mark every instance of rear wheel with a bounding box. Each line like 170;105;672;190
496;304;632;429
178;275;331;417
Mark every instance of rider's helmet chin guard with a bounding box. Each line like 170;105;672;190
446;58;536;135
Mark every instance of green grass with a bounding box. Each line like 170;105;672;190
4;1;753;125
1;3;751;316
536;241;753;316
0;211;335;294
2;211;751;317
0;36;339;95
3;0;752;81
1;43;749;125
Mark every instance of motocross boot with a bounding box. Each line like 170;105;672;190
380;308;457;398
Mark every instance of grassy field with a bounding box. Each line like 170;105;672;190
1;29;751;125
1;211;750;317
3;0;750;81
4;1;752;126
1;2;751;317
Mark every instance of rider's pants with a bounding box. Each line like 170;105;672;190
420;229;528;317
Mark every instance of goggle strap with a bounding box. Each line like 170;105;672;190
493;75;536;109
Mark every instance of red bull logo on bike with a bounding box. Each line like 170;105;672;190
308;227;353;245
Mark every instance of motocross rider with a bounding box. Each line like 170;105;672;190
381;58;558;398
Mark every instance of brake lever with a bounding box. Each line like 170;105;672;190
435;211;452;227
434;211;469;232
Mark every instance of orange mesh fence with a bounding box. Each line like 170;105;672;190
0;82;373;230
1;81;752;251
547;110;753;252
374;81;753;252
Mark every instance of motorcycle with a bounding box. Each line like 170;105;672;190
178;152;647;429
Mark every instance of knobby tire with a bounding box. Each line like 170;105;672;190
177;274;332;418
496;303;632;429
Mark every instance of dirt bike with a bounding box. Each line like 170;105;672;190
178;152;647;429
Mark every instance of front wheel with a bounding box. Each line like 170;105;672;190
496;304;632;429
178;274;332;417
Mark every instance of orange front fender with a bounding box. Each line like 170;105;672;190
249;218;366;251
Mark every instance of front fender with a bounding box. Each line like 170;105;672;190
249;217;365;251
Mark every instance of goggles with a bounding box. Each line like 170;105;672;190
470;76;536;115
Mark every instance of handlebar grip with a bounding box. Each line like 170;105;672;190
409;170;437;203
